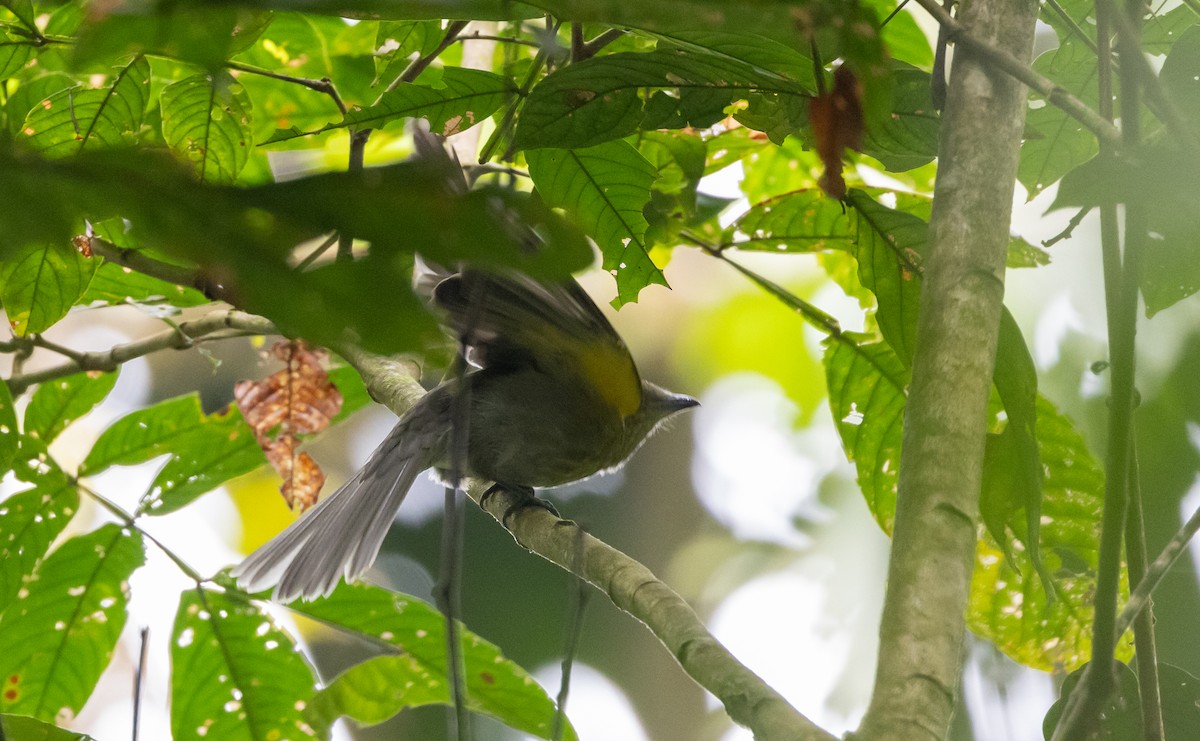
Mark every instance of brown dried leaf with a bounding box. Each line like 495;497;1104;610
235;340;343;511
809;66;865;200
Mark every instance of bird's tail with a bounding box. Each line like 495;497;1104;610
232;420;438;602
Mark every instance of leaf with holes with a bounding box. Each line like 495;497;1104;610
171;587;318;741
0;479;80;614
514;48;808;151
21;56;151;157
24;372;118;445
292;582;576;740
528;140;661;305
0;242;97;336
825;336;909;532
161;72;253;182
0;525;143;721
970;396;1128;671
263;67;512;144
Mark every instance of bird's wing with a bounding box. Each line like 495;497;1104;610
434;271;643;418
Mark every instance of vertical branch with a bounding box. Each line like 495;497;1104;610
1125;449;1164;741
856;0;1038;736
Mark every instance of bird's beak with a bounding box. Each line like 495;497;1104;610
661;393;700;415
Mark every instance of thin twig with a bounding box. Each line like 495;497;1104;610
913;0;1121;145
132;626;149;741
87;237;217;299
1125;446;1165;741
385;20;472;94
1041;0;1100;55
479;23;558;163
1042;207;1093;248
227;61;347;116
7;311;276;395
1117;502;1200;636
553;525;590;741
577;28;625;60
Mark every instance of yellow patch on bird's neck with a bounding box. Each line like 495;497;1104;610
575;342;642;418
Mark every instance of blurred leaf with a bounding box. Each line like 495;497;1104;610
263;67;513;144
0;241;98;336
72;6;272;71
514;48;809;151
0;0;34;30
326;365;374;423
5;73;74;138
1043;662;1141;739
11;436;71;490
1038;0;1093;46
292;582;575;740
0;378;15;472
1018;39;1100;200
0;479;79;614
1142;5;1196;55
0;148;589;353
80;261;209;307
1053;149;1200;315
872;0;934;69
646;30;818;92
20;56;151;157
528;140;660;305
161;72;254;182
171;587;318;741
0;713;95;740
0;34;34;80
1007;234;1050;268
703;126;768;175
639;130;711;248
971;396;1125;671
824;336;909;532
0;525;144;721
24;371;119;444
1161;25;1200;135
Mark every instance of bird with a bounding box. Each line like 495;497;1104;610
232;267;698;601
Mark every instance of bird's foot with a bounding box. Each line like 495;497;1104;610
480;483;560;527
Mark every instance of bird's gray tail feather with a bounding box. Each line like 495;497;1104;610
232;426;430;602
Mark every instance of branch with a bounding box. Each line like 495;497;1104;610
858;0;1039;736
912;0;1121;146
87;236;222;299
334;344;833;741
226;61;347;116
1116;500;1200;636
6;310;276;395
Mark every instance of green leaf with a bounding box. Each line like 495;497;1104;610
161;72;254;182
514;48;809;151
292;582;576;741
79;394;206;476
1045;662;1200;738
80;261;209;308
0;0;34;31
844;190;926;363
871;0;935;69
327;365;374;424
527;140;661;305
141;407;265;516
824;336;909;532
24;372;119;445
859;64;939;172
1142;5;1196;55
647;30;818;91
0;149;590;354
0;480;80;615
263;67;513;144
1053;150;1200;315
639;130;711;248
1161;25;1200;136
0;242;98;336
1018;39;1100;200
971;396;1125;671
1007;233;1050;268
0;35;34;80
5;73;73;138
724;188;854;253
72;8;272;71
171;587;318;741
0;377;16;472
374;20;445;83
1;713;96;740
20;56;151;157
0;525;144;721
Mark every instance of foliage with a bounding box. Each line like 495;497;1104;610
0;0;1197;738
